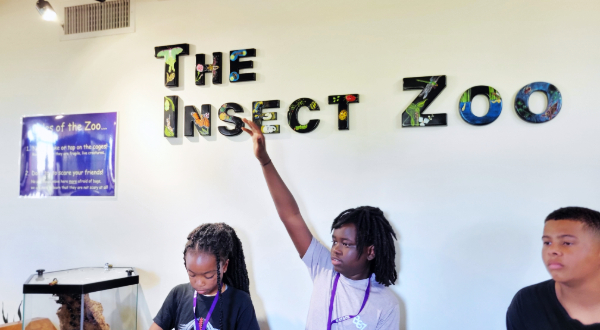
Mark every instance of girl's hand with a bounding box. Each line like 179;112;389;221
242;118;271;165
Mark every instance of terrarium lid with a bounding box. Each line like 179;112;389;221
23;267;139;294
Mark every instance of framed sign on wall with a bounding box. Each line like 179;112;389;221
19;112;118;197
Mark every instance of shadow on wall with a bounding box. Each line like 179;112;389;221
235;229;271;330
135;268;161;289
135;268;161;330
388;215;407;330
136;279;154;330
257;320;270;330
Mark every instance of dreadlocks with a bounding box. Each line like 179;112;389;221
183;223;251;330
331;206;397;287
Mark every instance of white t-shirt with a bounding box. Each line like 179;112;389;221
302;237;400;330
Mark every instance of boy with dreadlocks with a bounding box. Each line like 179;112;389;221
150;223;260;330
242;119;400;330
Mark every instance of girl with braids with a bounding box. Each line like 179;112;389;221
242;119;401;330
150;223;260;330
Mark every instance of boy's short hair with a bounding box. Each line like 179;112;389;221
545;206;600;234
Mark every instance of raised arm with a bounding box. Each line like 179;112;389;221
242;118;313;258
149;323;163;330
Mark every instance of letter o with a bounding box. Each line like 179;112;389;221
458;85;503;125
514;82;562;123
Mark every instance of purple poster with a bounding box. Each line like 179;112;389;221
19;112;118;197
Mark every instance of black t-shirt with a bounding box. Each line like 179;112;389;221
154;283;259;330
507;280;600;330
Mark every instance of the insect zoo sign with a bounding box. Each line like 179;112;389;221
155;43;563;138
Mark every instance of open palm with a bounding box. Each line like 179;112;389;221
242;118;270;165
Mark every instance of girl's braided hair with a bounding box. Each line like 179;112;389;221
183;223;250;329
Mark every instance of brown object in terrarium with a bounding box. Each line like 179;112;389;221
0;317;58;330
25;318;58;330
55;294;109;330
0;320;22;330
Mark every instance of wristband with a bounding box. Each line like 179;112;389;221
261;159;272;167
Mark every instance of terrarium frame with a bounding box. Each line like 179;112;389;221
22;267;139;330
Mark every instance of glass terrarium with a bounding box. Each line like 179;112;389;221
22;267;138;330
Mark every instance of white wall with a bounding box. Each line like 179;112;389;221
1;0;600;329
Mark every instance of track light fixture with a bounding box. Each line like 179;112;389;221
35;0;57;21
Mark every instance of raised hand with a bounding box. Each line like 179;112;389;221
241;119;312;257
242;118;271;166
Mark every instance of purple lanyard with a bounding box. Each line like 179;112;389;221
327;273;371;330
193;291;219;330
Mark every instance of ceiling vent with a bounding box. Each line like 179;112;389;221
61;0;134;41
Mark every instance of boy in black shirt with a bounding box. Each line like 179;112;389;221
507;207;600;330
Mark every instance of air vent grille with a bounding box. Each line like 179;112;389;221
64;0;130;35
